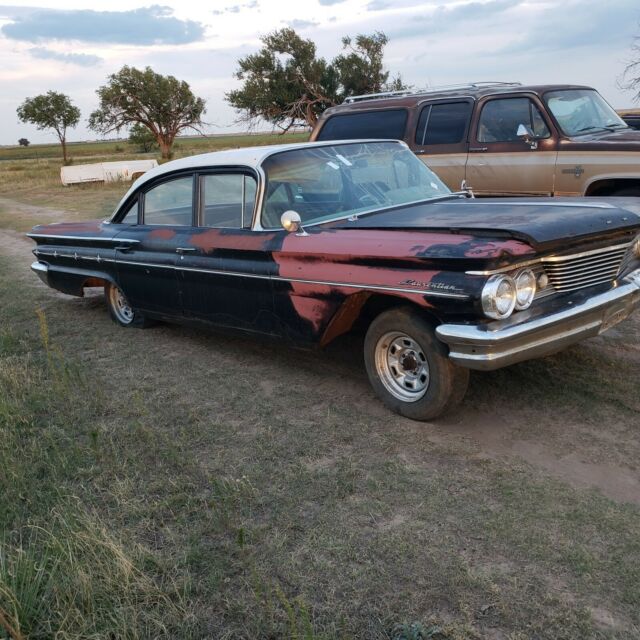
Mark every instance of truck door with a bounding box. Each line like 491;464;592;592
412;99;473;191
465;95;558;196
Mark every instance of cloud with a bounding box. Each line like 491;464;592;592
287;19;320;29
212;1;258;14
28;47;102;67
1;5;205;45
366;0;392;10
388;0;522;39
318;0;346;5
497;0;639;54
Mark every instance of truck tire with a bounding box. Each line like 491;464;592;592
611;187;640;196
364;307;469;421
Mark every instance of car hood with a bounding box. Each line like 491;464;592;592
327;197;640;248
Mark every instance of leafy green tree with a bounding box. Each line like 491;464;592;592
17;92;80;163
89;66;206;160
128;123;158;153
18;138;30;147
226;29;404;131
333;32;404;97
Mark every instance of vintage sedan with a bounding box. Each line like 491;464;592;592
29;140;640;420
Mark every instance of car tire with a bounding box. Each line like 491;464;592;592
104;282;150;328
364;307;469;421
611;187;640;196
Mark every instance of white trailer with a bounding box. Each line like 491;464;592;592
60;160;158;186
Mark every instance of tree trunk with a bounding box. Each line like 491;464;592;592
61;136;68;164
304;102;318;129
158;135;173;160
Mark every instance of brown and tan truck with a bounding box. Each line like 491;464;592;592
310;82;640;197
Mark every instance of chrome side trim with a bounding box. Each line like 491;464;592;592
436;269;640;370
466;240;634;275
116;258;470;299
34;251;470;299
27;234;140;243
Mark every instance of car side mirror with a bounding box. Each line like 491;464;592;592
281;210;307;236
517;123;538;149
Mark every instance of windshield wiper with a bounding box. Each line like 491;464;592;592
576;125;608;133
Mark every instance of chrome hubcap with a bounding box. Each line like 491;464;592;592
374;331;430;402
109;285;134;324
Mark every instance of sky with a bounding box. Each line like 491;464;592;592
1;0;639;145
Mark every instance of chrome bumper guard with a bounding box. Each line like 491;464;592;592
31;261;49;285
436;269;640;371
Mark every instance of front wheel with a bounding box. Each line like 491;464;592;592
364;307;469;421
104;282;150;328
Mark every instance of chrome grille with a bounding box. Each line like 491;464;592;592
541;243;630;293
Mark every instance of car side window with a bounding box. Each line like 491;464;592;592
415;102;472;145
119;199;138;224
201;174;257;228
478;97;550;143
144;176;194;225
316;109;408;141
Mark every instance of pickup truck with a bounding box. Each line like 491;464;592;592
310;82;640;198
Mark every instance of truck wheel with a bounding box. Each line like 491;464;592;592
104;283;150;328
364;307;469;421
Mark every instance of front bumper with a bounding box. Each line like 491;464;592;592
436;269;640;371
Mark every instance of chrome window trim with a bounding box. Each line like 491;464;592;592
466;240;634;275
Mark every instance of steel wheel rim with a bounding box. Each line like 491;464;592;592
109;285;134;324
374;331;430;402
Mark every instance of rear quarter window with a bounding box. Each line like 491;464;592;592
316;109;408;141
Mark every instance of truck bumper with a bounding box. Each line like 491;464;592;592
436;269;640;371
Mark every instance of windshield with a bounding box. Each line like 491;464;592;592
544;89;628;136
260;141;451;228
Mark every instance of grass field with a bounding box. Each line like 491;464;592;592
1;133;640;639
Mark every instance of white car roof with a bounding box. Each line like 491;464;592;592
111;139;404;217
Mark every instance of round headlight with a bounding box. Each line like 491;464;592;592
481;274;516;319
514;269;537;310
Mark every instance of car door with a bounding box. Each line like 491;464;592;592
465;95;558;196
178;170;279;334
411;99;473;191
115;173;195;317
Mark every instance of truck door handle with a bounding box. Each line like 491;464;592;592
176;247;196;254
469;146;488;152
115;244;133;252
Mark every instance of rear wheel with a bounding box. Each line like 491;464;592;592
364;307;469;421
104;283;150;328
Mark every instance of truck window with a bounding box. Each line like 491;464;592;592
316;109;408;141
415;102;472;146
478;97;550;143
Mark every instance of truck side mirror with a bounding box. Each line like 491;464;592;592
517;123;537;149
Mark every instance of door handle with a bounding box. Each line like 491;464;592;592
115;244;133;252
176;247;196;254
469;146;488;152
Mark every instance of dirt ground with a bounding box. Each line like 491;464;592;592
4;197;639;505
2;194;640;639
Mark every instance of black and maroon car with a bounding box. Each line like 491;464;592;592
29;140;640;420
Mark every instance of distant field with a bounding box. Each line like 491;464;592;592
0;131;309;162
0;131;308;225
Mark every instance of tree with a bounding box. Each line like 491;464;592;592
88;66;206;160
226;29;405;131
17;91;80;163
18;138;30;147
128;123;158;153
621;31;640;102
